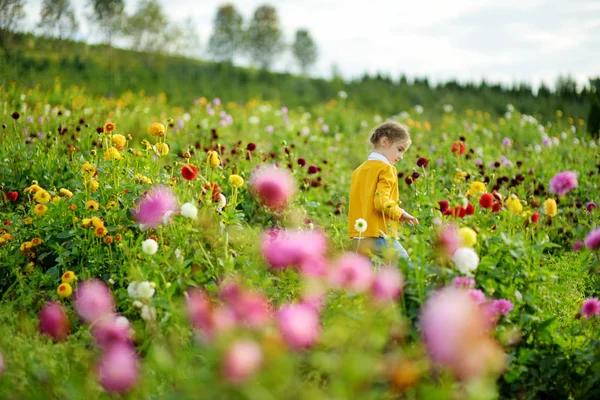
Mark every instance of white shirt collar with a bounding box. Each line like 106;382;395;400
367;152;391;165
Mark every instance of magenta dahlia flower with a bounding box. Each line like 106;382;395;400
132;186;178;228
581;297;600;319
548;171;578;196
584;228;600;251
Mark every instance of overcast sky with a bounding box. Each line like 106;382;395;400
23;0;600;89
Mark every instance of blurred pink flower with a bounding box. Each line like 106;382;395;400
96;342;140;394
328;253;374;293
186;289;236;341
249;165;295;212
586;201;597;213
132;186;178;228
300;279;327;313
277;303;320;350
92;314;132;348
74;280;115;324
299;257;327;277
436;225;461;257
491;299;514;317
39;302;70;342
548;171;578;196
468;289;487;305
584;228;600;251
420;287;505;380
370;267;404;303
582;297;600;319
261;229;327;272
453;276;475;289
222;339;263;384
229;291;272;328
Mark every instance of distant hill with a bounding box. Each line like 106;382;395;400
0;33;592;123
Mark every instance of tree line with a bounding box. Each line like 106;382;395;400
0;1;318;74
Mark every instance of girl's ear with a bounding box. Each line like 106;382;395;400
380;136;390;147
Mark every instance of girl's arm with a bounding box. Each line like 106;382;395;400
373;167;403;221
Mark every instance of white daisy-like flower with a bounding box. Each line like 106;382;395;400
127;281;139;299
141;305;156;321
215;193;227;212
141;238;158;255
338;90;348;99
115;316;130;329
414;105;424;115
162;210;175;225
452;247;479;275
133;300;143;308
354;218;368;233
137;281;155;299
181;202;198;219
175;248;184;261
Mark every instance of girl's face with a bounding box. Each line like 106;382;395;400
377;137;410;164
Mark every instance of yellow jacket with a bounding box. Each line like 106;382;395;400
348;160;404;238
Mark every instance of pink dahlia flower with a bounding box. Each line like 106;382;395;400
548;171;578;196
584;228;600;251
491;299;514;317
132;186;178;228
454;276;475;289
96;342;139;394
277;303;320;350
581;297;600;319
39;302;70;341
222;339;263;384
261;229;327;273
370;267;404;303
420;287;505;380
467;289;486;305
74;280;115;324
249;165;295;211
92;314;132;347
328;253;374;293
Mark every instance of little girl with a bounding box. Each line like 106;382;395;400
348;121;419;259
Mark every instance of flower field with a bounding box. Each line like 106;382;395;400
0;83;599;399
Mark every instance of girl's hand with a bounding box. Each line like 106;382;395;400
400;211;419;226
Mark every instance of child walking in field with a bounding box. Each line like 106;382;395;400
348;121;419;259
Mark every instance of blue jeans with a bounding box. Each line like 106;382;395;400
375;237;409;259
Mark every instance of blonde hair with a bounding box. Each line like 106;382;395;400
369;121;411;148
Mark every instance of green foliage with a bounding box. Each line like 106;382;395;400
0;32;596;126
0;48;600;399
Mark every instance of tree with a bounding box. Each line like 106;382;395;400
38;0;78;40
588;78;600;138
291;28;317;75
208;4;243;62
0;0;26;50
163;17;201;57
245;4;283;70
125;0;168;53
88;0;125;47
555;74;578;99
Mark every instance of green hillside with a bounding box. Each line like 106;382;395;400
0;32;593;123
